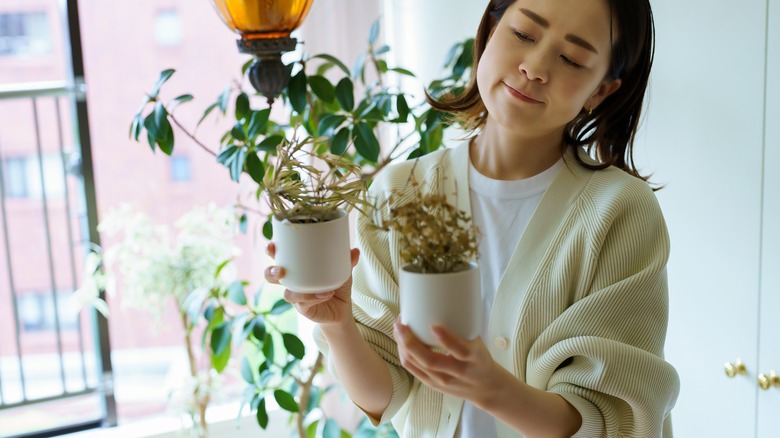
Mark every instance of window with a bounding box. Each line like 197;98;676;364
3;157;29;197
154;10;183;47
0;11;51;57
171;155;191;182
2;154;66;199
17;291;79;332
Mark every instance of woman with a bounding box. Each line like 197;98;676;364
266;0;680;436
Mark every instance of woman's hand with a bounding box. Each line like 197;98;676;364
264;242;360;328
393;318;506;409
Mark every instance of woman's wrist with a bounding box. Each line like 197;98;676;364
319;317;358;338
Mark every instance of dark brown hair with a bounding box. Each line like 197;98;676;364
427;0;656;183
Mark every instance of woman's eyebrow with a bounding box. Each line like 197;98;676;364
519;8;599;54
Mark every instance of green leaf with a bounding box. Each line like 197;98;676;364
240;356;255;384
150;69;175;98
143;113;158;151
288;70;308;114
375;59;388;73
351;53;366;82
247;109;271;139
235;92;250;121
216;144;239;166
353;123;380;162
217;86;231;114
322;419;340;438
318;114;346;137
408;147;424;160
242;58;254;76
274;390;299;413
307;420;320;438
214;259;231;279
390;67;416;78
282;358;298;377
309;75;336;103
257;135;285;153
231;121;246;142
211;321;231;356
262;333;275;363
183;288;208;326
239;213;248;234
197;102;219;127
375;44;390;55
368;18;380;46
282;333;305;360
169;94;193;107
262;218;273;240
310;54;350;76
245;152;265;184
256;398;269;429
396;95;410;122
227;280;247;305
336;78;355;111
212;339;231;373
258;367;273;387
331;127;350;155
129;114;143;141
251;315;266;341
269;299;292;315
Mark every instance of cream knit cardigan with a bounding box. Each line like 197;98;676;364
314;142;680;438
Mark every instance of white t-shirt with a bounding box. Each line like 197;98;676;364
457;156;563;438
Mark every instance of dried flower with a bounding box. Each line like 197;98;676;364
373;167;479;274
262;131;369;223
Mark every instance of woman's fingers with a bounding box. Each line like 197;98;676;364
350;248;360;267
432;326;472;361
284;289;335;303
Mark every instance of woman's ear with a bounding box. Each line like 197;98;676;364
586;78;622;111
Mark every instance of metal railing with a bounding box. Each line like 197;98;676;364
0;0;116;435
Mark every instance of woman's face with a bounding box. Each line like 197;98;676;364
476;0;621;137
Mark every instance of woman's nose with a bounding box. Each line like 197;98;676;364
518;51;549;83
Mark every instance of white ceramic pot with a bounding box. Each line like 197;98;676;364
271;209;352;293
399;262;481;347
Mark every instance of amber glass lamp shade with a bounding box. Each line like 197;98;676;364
210;0;315;105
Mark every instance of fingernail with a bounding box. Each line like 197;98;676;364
315;292;331;298
269;266;280;277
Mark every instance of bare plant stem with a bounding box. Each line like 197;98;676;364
168;113;218;158
294;352;325;438
182;311;210;437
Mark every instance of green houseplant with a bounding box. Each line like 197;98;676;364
129;19;473;437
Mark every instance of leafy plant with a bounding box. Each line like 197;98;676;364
128;18;473;438
95;204;241;437
372;169;479;274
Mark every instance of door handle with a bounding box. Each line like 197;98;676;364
724;358;747;378
758;370;780;390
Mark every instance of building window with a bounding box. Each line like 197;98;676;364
0;11;52;57
171;155;191;182
17;291;79;332
2;154;66;199
154;10;183;47
4;156;29;197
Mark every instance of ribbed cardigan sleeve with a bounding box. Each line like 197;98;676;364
524;172;679;438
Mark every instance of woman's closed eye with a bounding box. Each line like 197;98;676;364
513;30;534;42
561;55;584;69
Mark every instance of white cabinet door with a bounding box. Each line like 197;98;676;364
642;1;768;436
757;0;780;436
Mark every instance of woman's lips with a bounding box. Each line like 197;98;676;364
503;82;543;104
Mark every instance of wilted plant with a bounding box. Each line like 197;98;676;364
373;168;479;274
263;132;369;223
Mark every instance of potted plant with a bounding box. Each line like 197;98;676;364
262;132;368;293
373;171;480;347
128;18;474;437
